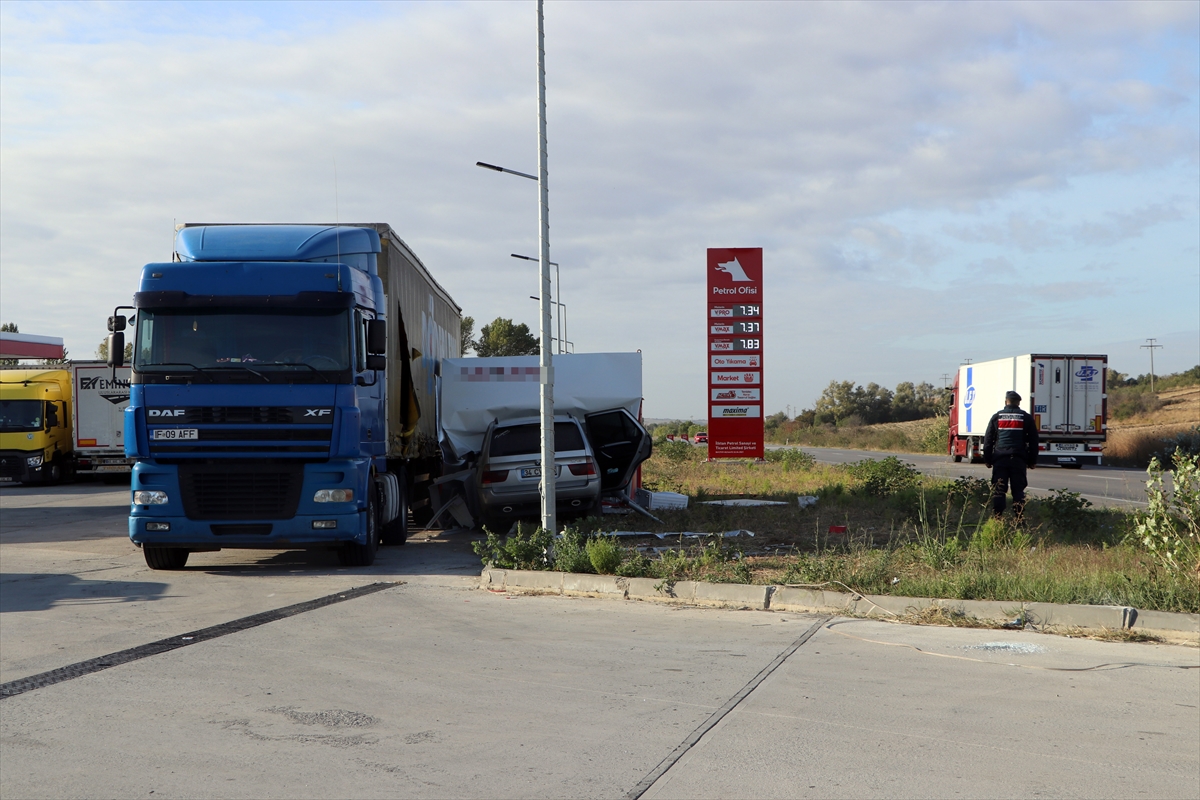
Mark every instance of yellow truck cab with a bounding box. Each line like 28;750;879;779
0;368;73;484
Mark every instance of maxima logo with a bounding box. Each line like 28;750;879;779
711;405;761;418
148;409;185;417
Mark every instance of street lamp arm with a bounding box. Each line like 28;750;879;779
512;253;558;266
476;161;538;181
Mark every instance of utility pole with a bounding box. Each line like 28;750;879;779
1141;338;1162;394
962;359;973;365
940;373;950;388
536;0;555;535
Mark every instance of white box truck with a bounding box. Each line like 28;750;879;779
71;361;134;476
949;354;1107;468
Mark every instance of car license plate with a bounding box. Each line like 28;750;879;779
95;465;129;473
153;428;198;441
1052;443;1082;452
0;476;12;482
520;466;560;479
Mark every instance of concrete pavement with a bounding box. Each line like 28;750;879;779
3;481;1198;799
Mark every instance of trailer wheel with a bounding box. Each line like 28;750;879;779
381;477;408;546
144;546;189;570
339;489;380;567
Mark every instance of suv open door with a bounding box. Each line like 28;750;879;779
584;408;652;493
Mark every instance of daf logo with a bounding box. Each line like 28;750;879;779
148;409;186;417
304;408;332;417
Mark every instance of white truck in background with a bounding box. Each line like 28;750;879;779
949;354;1107;468
72;361;134;476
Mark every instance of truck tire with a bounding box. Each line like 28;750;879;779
952;452;962;463
144;546;189;570
339;489;380;567
381;478;408;547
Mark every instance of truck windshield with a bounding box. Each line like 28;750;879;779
0;400;43;432
135;308;352;380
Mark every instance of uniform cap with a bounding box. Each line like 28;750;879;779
1005;391;1022;403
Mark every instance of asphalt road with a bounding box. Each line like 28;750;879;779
772;445;1151;508
3;481;1197;799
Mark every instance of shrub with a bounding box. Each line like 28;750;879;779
585;536;623;574
764;448;816;470
1131;452;1200;575
656;440;697;464
1155;426;1200;463
1038;488;1094;536
920;415;949;454
947;475;991;505
554;527;594;573
846;456;921;497
472;522;553;569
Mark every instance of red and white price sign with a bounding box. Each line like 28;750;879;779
707;248;763;459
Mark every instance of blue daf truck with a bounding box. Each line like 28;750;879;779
109;224;461;569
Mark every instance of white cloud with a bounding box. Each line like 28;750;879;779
1;0;1196;411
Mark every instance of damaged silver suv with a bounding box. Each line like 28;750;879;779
471;408;651;531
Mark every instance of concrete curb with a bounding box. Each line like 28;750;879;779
479;568;1200;636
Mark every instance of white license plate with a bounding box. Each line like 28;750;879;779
0;477;13;482
1052;443;1082;452
153;428;198;441
95;465;130;473
520;466;560;479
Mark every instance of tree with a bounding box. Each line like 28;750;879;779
0;322;16;366
460;316;476;356
475;317;539;357
96;338;133;363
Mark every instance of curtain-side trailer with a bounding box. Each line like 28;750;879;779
949;354;1107;468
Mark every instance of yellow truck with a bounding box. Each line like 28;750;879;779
0;368;73;484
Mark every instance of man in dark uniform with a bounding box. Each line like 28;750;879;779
983;390;1040;520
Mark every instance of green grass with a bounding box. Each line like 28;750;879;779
472;449;1200;614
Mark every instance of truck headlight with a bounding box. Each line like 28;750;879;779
27;455;43;468
314;489;353;503
134;490;169;505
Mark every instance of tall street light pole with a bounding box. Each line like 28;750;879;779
474;0;556;534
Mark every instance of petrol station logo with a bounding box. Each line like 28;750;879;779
715;258;752;282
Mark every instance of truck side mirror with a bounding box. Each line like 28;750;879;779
46;402;59;430
366;354;386;371
108;315;127;332
366;319;386;355
107;332;125;367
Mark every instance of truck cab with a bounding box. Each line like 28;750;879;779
0;368;72;484
119;225;404;569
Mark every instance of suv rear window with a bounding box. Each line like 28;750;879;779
489;421;585;457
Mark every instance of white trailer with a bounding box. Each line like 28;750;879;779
949;354;1107;468
71;361;134;475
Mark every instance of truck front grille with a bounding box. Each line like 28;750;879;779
0;454;25;479
178;462;304;520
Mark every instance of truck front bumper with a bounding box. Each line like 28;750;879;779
0;450;50;484
129;511;367;549
128;458;371;549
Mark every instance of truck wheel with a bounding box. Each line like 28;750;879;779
47;459;62;484
144;546;189;570
339;489;380;567
381;478;408;547
952;453;962;463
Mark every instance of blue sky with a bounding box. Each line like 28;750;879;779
2;0;1196;418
